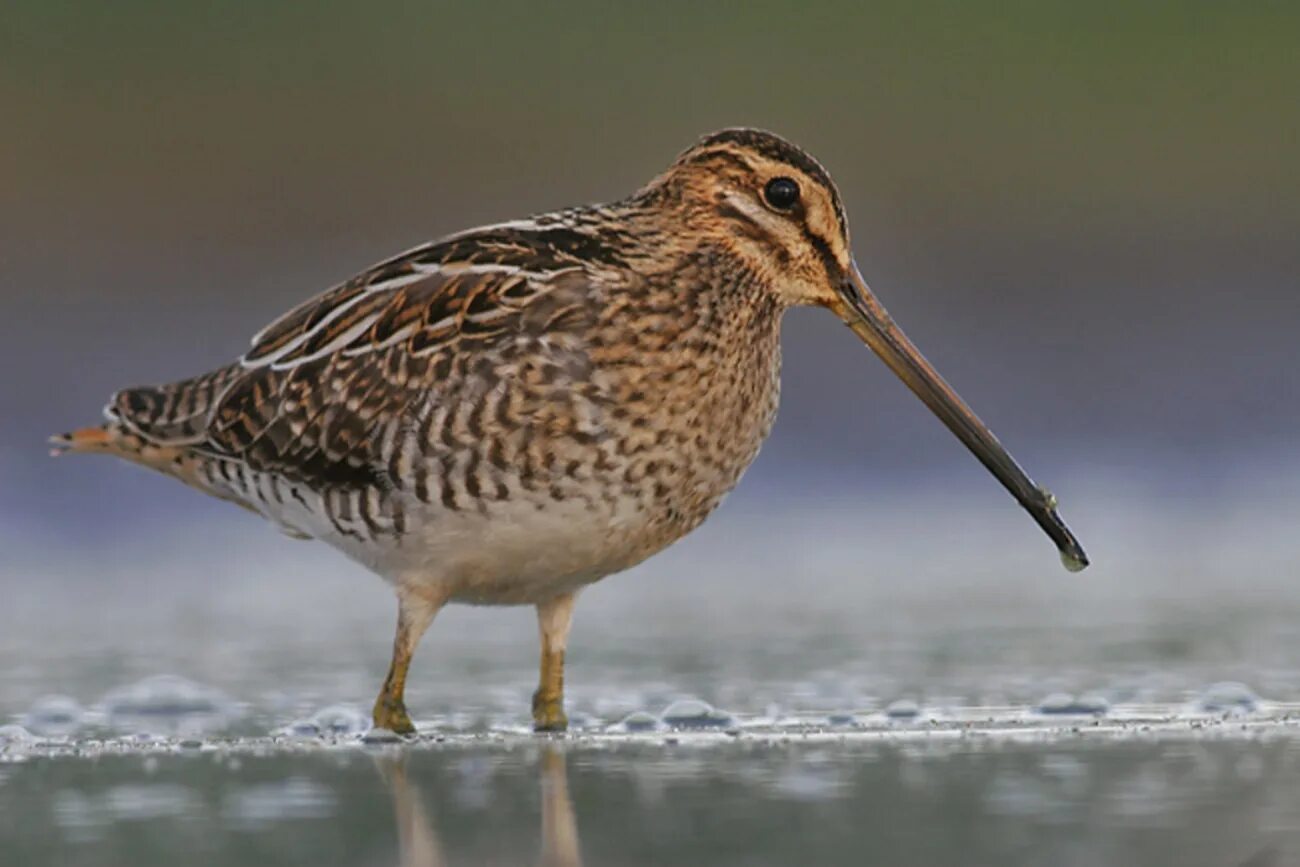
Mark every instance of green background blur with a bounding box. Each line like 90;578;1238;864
3;1;1298;539
3;10;1300;864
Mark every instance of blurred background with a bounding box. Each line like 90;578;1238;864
3;3;1300;864
3;0;1299;702
4;0;1300;699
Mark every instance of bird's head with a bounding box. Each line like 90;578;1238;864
646;128;1089;572
650;127;854;307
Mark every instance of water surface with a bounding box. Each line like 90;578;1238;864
3;491;1300;865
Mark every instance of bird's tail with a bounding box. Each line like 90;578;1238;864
49;423;191;479
50;418;300;534
49;424;130;457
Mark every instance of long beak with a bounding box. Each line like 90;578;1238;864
832;263;1089;572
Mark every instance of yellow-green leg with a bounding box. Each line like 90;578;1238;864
373;589;443;735
533;592;577;732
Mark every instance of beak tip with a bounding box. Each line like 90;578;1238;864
1059;549;1090;573
1037;487;1088;572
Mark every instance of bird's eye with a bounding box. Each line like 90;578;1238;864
763;177;800;211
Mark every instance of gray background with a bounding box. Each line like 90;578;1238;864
3;1;1299;705
3;5;1300;865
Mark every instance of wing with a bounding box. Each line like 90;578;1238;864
109;232;604;497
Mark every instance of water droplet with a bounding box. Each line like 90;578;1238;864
661;699;734;729
885;699;921;720
310;704;370;736
611;710;662;733
278;719;322;739
22;694;85;737
563;710;596;731
1198;681;1259;714
1036;692;1110;716
102;675;236;736
0;724;36;753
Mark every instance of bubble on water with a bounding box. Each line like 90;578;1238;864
277;719;323;739
1036;692;1110;716
826;712;860;727
564;710;597;732
885;699;921;720
610;711;662;733
22;694;85;737
1198;682;1259;714
0;724;36;753
1036;693;1075;714
661;699;734;730
102;675;236;735
310;704;370;736
484;711;524;733
1078;693;1111;714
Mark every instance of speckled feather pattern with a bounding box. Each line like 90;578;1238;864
97;202;784;601
55;128;1089;733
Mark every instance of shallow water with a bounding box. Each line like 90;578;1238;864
4;715;1300;867
4;489;1300;865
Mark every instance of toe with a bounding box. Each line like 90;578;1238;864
532;694;568;732
373;698;416;735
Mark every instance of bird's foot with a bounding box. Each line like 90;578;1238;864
373;695;416;735
532;689;568;732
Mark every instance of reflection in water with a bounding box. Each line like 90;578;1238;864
378;755;444;867
5;733;1300;865
539;747;583;867
377;745;582;867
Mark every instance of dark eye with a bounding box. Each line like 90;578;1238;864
763;177;800;211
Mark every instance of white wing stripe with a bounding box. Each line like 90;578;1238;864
243;251;551;370
363;269;439;292
269;313;383;371
244;291;374;368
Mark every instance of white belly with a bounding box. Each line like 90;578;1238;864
317;492;661;605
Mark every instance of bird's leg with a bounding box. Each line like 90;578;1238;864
373;588;443;735
533;592;577;732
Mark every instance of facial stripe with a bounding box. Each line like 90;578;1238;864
679;129;850;239
716;180;842;281
717;194;792;262
801;225;842;283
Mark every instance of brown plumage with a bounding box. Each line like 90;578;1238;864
53;128;1087;734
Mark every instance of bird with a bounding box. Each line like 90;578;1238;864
52;128;1089;735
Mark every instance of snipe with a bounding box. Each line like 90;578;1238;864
54;128;1088;734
